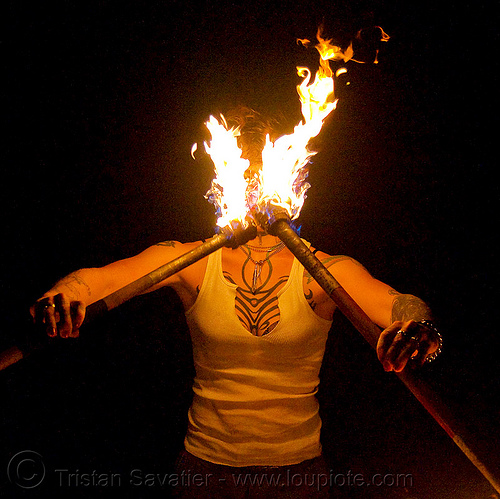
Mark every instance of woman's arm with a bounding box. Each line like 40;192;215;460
30;240;201;338
310;251;440;371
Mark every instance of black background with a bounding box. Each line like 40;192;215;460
1;0;499;497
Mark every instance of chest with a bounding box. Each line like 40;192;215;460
221;248;333;335
221;248;290;336
185;251;332;350
177;248;334;332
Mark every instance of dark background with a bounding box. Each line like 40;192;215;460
1;0;498;497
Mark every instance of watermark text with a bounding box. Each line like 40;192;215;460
7;450;413;491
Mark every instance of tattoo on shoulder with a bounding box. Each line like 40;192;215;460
156;240;176;248
390;292;432;322
304;255;367;284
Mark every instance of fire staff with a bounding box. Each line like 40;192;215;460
31;108;441;498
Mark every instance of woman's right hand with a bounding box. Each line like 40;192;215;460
30;293;86;338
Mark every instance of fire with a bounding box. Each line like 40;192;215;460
203;115;251;228
201;27;385;229
257;29;349;220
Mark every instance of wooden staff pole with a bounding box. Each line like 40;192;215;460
268;211;500;493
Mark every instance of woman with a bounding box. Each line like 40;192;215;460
31;108;441;497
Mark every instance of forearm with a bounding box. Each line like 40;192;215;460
32;242;190;338
38;241;192;309
41;268;112;305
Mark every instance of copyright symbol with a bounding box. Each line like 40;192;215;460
7;450;45;489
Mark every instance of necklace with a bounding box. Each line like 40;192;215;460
240;243;285;294
245;241;284;253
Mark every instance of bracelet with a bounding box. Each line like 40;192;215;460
418;320;443;363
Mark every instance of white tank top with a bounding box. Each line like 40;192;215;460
184;244;332;466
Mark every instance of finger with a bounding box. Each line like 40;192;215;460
383;331;407;370
377;321;403;363
382;321;420;371
393;336;420;372
42;300;58;337
29;303;36;321
32;298;50;323
69;301;86;338
411;340;433;368
54;293;72;338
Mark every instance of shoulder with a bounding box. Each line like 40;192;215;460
304;249;368;283
140;240;204;259
310;250;366;269
115;240;206;275
151;240;202;250
135;239;209;297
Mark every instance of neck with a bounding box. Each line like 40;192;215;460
247;229;282;248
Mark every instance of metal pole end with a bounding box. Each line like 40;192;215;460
221;223;258;249
266;207;292;236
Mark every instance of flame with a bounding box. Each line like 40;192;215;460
256;29;350;220
203;115;251;228
200;27;375;229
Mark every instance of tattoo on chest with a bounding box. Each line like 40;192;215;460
223;257;288;336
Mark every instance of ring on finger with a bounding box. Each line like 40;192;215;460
397;329;420;342
43;303;56;310
398;329;415;339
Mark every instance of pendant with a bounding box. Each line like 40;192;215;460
251;261;264;294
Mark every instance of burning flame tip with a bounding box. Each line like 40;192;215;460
220;114;229;130
190;143;198;159
377;26;391;42
297;37;311;47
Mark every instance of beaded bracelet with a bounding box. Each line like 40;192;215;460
418;319;443;363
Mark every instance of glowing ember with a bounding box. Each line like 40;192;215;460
200;27;387;229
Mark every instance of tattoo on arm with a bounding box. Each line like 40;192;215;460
304;288;317;311
304;255;368;284
156;241;176;247
55;271;91;299
390;289;433;323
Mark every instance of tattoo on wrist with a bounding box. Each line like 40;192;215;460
56;271;91;299
390;290;432;323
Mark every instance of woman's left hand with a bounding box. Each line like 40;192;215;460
376;320;439;372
